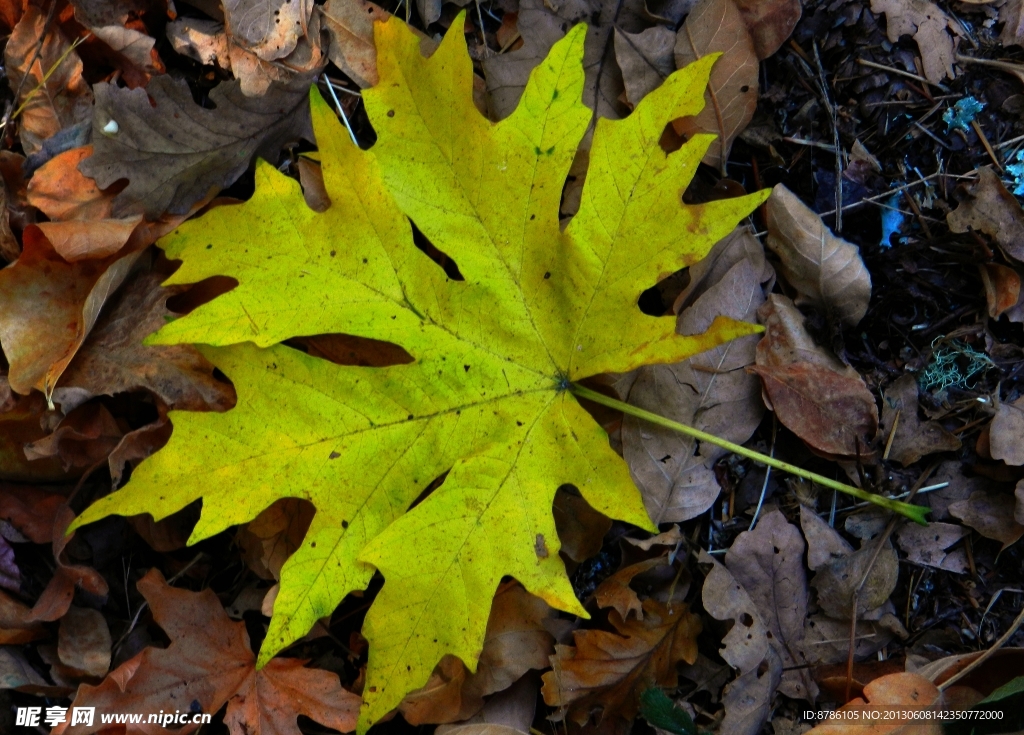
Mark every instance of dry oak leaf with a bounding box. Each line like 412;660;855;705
879;374;961;466
4;5;94;156
79;75;313;218
540;598;701;727
674;0;759;175
947;167;1024;265
799;504;853;572
224;0;313;61
399;582;554;725
623;228;770;524
698;549;770;675
989;394;1024;466
765;184;872;327
70;15;770;732
869;0;960;84
53;568;359;735
614;26;676;108
806;672;941;735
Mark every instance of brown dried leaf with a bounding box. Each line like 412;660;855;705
23;402;124;471
1017;479;1024;525
400;582;554;725
52;568;359;735
765;184;872;326
673;0;759;174
801;614;896;665
624;230;769;523
237;498;316;581
58;606;111;679
0;392;73;483
614;27;675;107
979;263;1022;319
895;522;968;573
869;0;960;84
553;486;611;563
990;395;1024;466
947;167;1024;264
4;6;94;155
755;294;855;374
725;509;814;701
540;598;700;726
27;146;113;222
880;374;961;466
53;270;237;412
949;490;1024;550
593;557;667;620
733;0;801;59
720;648;782;735
799;504;853;571
0;485;66;544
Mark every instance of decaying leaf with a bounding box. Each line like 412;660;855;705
799;504;853;571
979;263;1022;320
733;0;801;59
811;541;899;619
806;672;941;735
4;5;94;155
673;0;759;175
949;490;1024;550
541;598;701;727
750;297;877;458
869;0;960;84
990;395;1024;466
321;0;395;88
624;229;770;523
70;17;770;728
53;568;359;735
53;270;237;413
947;167;1024;264
724;510;814;701
614;27;676;107
765;184;872;327
880;374;961;466
400;582;554;725
699;550;770;674
801;614;896;666
79;75;313;218
57;606;111;679
896;522;968;573
238;498;316;581
720;648;782;735
553;487;611;563
224;0;313;61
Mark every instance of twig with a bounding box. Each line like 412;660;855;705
938;603;1024;692
0;0;59;142
783;137;837;152
749;416;777;531
570;384;929;523
818;173;945;217
856;58;951;92
814;41;843;232
323;77;359;147
971;120;1003;172
844;465;936;701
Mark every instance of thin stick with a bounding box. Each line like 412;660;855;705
323;77;359;147
814;41;842;232
938;603;1024;692
749;417;776;531
856;58;950;91
569;384;929;524
971;120;1003;172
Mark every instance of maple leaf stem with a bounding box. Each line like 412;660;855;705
569;383;930;525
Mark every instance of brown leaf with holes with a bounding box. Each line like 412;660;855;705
4;5;94;155
400;582;554;725
541;598;700;727
880;374;961;466
896;522;968;573
765;184;872;326
673;0;759;175
52;568;359;735
869;0;960;84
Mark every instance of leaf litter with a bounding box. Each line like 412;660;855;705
2;0;1024;732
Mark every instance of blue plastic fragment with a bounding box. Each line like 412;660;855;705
943;96;985;134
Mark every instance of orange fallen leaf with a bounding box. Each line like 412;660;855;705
806;672;941;735
53;568;360;735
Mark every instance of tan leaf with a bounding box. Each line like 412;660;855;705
166;18;232;68
593;557;667;621
801;614;896;665
895;522;968;573
673;0;759;174
400;582;554;725
4;6;94;155
733;0;801;59
614;27;676;107
765;184;872;326
698;550;770;674
321;0;394;88
869;0;960;84
990;395;1024;465
979;263;1021;319
224;0;313;61
624;229;769;523
799;504;853;572
755;294;856;375
58;606;111;679
553;486;611;563
879;374;961;466
52;568;359;735
724;510;815;701
541;598;700;726
720;648;782;735
949;490;1024;550
947;167;1024;264
811;541;899;619
238;498;316;581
